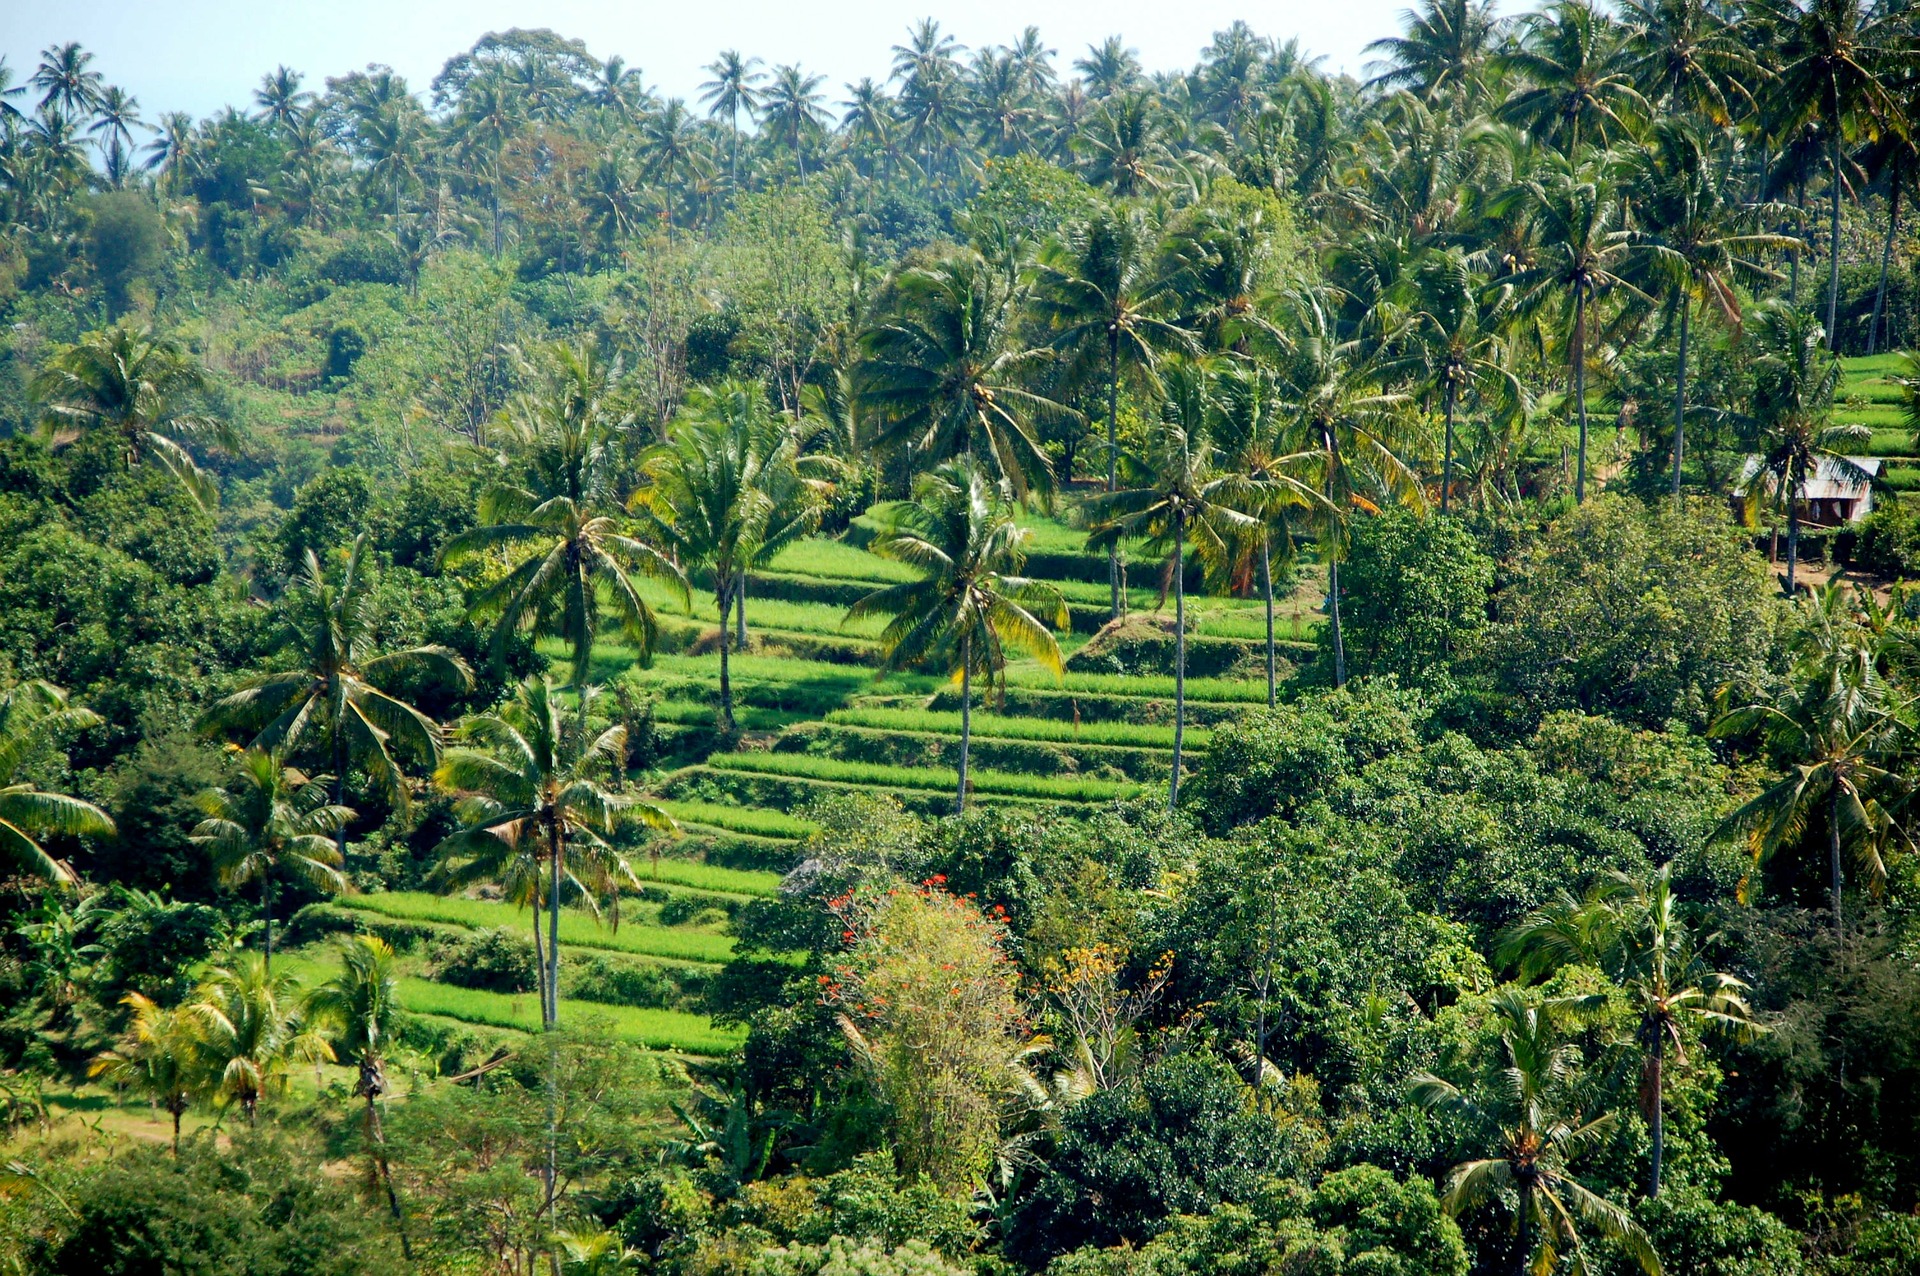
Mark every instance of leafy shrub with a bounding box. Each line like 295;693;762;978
1005;1053;1312;1266
1183;683;1425;834
429;926;538;993
1332;508;1492;684
564;955;708;1011
42;1137;406;1275
1844;498;1920;578
659;896;735;927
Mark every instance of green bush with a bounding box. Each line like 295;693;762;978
1845;499;1920;578
42;1138;406;1275
1005;1054;1318;1266
428;926;538;993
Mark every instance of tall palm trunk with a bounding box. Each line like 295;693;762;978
1829;785;1845;939
546;814;562;1028
362;1058;412;1258
1673;300;1691;499
1648;1036;1665;1197
1106;335;1124;619
170;1103;183;1156
261;875;275;973
1828;128;1844;343
1171;512;1186;810
1441;379;1458;516
736;574;748;649
1870;180;1900;355
717;580;736;735
1513;1181;1535;1276
1260;532;1276;709
1790;180;1806;304
957;633;971;814
1786;465;1802;597
1329;559;1346;687
1573;286;1589;504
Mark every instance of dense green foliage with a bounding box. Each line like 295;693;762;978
8;9;1920;1276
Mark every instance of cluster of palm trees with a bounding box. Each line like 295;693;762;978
1412;864;1761;1274
9;0;1912;354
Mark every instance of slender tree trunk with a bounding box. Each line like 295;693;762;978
1787;472;1801;597
1829;785;1845;939
1441;380;1457;516
262;875;274;972
957;634;971;815
334;733;349;867
1513;1182;1535;1276
717;582;735;735
1871;180;1900;355
1107;336;1124;620
530;903;548;1020
364;1070;412;1258
1171;512;1186;810
1261;532;1276;709
736;573;747;649
1674;300;1691;500
1573;286;1589;505
1829;128;1844;343
1329;559;1346;687
172;1106;182;1156
1649;1037;1666;1197
546;817;562;1029
1792;181;1805;304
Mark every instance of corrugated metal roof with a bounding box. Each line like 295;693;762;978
1735;456;1880;498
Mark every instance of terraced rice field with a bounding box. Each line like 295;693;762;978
365;502;1305;1056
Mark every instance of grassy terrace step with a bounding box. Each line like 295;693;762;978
824;706;1207;750
927;685;1255;728
634;858;784;896
701;751;1144;802
998;667;1274;703
648;700;813;732
396;979;745;1056
337;892;736;965
651;799;817;841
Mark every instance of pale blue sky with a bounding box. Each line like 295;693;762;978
2;0;1437;124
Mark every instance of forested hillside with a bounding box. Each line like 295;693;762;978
4;8;1920;1275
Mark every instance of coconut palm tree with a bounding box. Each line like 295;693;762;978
1498;154;1643;503
700;51;764;185
1210;363;1330;707
1739;302;1866;594
186;953;332;1126
762;64;829;175
1074;38;1143;99
192;749;352;970
1411;988;1662;1276
0;681;114;885
1031;203;1193;615
1494;1;1648;155
89;993;204;1154
199;535;471;855
858;251;1071;500
443;343;686;688
636;383;823;733
849;458;1067;814
1630;120;1793;497
306;935;410;1248
31;323;234;508
1073;91;1173;197
1277;291;1422;686
1374;248;1526;514
1364;0;1503;104
432;677;667;1028
1501;864;1762;1196
1086;360;1263;806
640;100;704;230
1761;0;1912;342
1619;0;1761;125
1712;583;1910;937
30;42;102;119
252;66;311;130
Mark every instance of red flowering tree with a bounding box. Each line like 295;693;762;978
826;879;1028;1192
